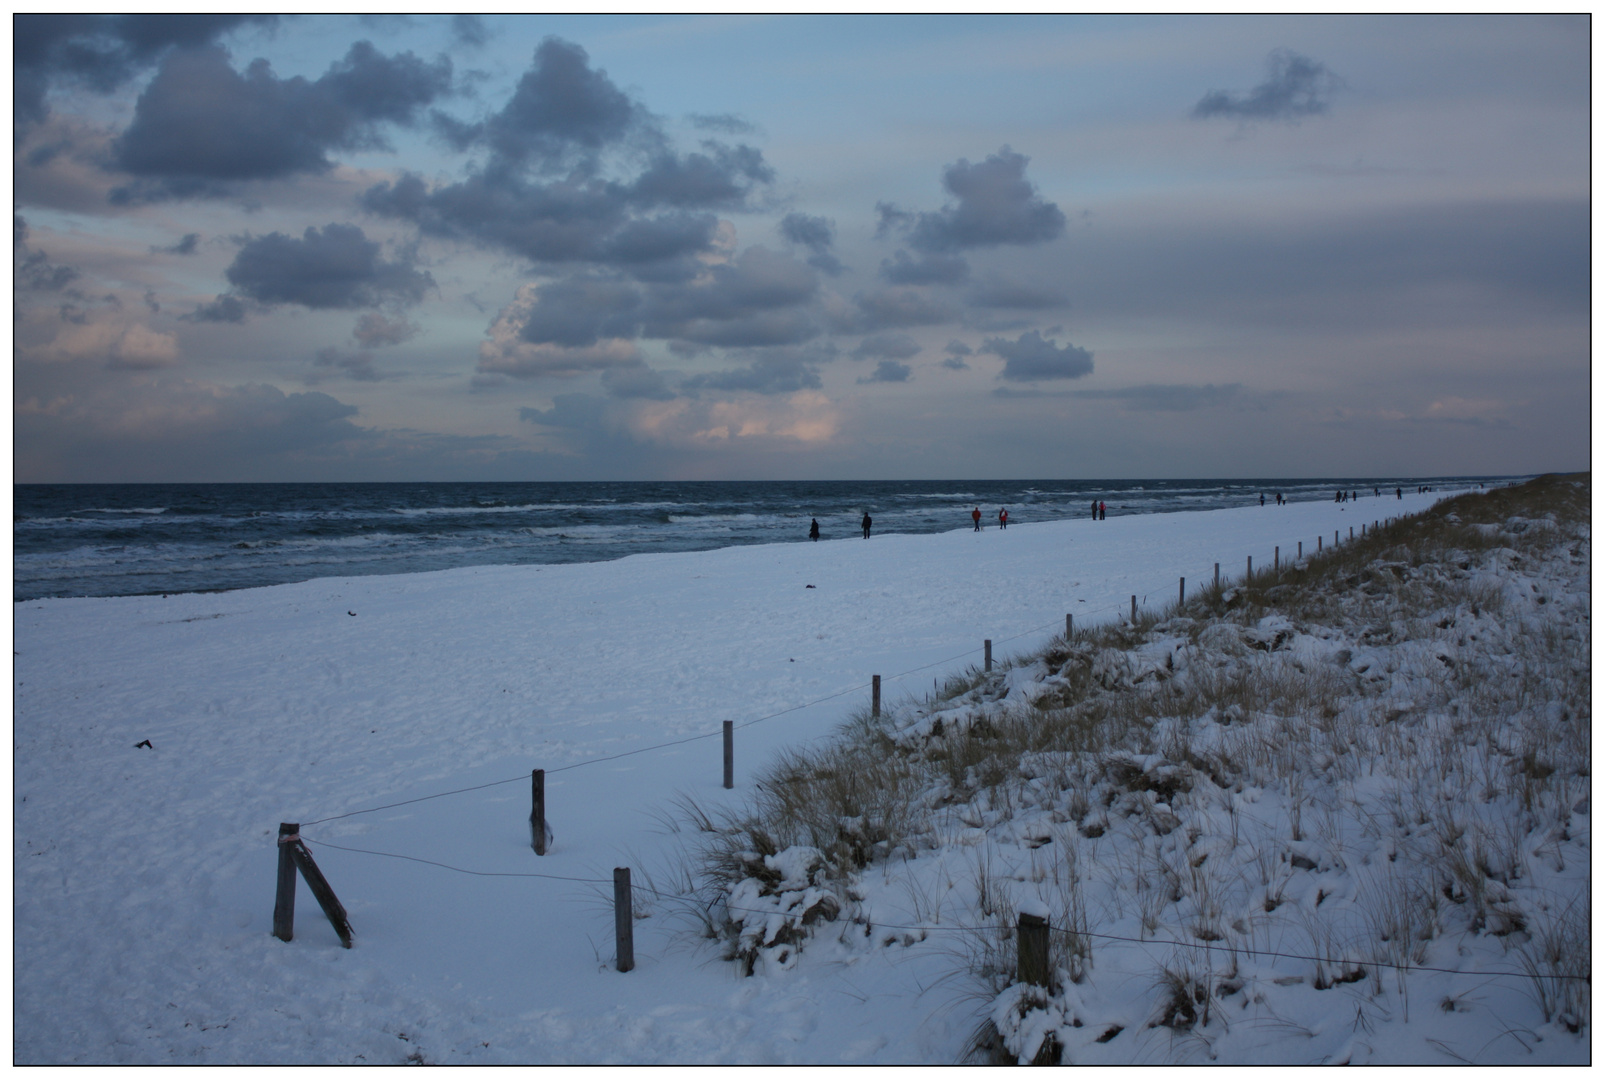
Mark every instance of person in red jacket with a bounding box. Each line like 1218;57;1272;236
971;507;982;531
998;508;1008;529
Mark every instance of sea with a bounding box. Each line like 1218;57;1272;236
13;476;1514;602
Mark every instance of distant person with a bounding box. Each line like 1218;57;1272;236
1374;487;1380;497
1090;500;1098;520
809;518;820;541
998;508;1008;529
1099;501;1106;520
1397;488;1402;499
973;507;983;531
861;513;872;539
1259;494;1265;507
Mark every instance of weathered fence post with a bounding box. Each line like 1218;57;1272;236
1318;535;1322;552
1130;596;1137;622
1350;526;1354;541
1179;577;1185;606
530;769;547;856
1275;546;1279;571
1066;613;1073;639
614;867;635;972
273;822;298;943
722;721;733;790
1247;555;1252;580
872;674;881;717
1335;531;1339;547
286;839;353;948
984;640;992;672
1298;541;1302;559
1214;563;1220;588
1017;912;1050;987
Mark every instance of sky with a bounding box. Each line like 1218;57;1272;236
11;14;1592;482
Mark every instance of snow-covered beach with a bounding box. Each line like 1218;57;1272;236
13;485;1587;1064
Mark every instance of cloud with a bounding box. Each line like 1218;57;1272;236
1193;50;1342;122
679;344;836;396
151;232;200;255
109;41;451;199
186;294;248;323
478;285;642;377
13;216;81;292
967;275;1067;310
881;147;1065;253
982;329;1093;381
601;366;676;400
879;249;969;285
637;247;821;347
1069;383;1242;411
451;15;489;49
469;37;638;169
780;212;843;276
14;14;276;136
941;339;972;370
852;287;958;330
688;112;755;135
45;320;182;369
851;333;921;361
224;223;434;309
858;360;912;384
352;311;419;347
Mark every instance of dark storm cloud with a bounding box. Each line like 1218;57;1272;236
880;148;1065;253
151;232;200;255
224;223;434;310
780;212;844;276
982;329;1093;381
941;340;972;370
1193;50;1342;122
109;41;451;200
631;144;773;208
1070;383;1242;411
638;247;821;347
880;249;969;286
14;15;275;136
967;276;1067;310
858;360;911;385
851;333;921;361
185;294;248;323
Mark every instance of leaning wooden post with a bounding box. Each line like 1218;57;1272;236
281;831;353;948
273;822;299;943
1179;577;1185;606
722;721;734;790
1017;912;1050;988
614;867;635;973
984;640;992;672
872;675;881;717
530;769;547;856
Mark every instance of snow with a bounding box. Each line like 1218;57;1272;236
12;490;1587;1063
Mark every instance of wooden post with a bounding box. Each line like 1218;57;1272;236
1179;577;1185;606
1214;563;1220;588
1335;530;1339;547
1246;555;1252;580
1350;526;1354;541
530;769;547;856
1317;534;1322;552
722;721;733;790
1298;541;1302;559
273;822;299;943
872;674;881;717
1130;596;1136;622
286;840;353;948
984;640;992;672
1065;613;1072;640
614;867;635;973
1275;546;1279;571
1017;912;1050;988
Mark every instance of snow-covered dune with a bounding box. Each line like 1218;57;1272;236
19;490;1553;1064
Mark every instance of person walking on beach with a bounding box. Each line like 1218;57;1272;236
998;508;1008;529
861;512;872;539
1098;501;1106;520
1260;494;1265;507
973;507;983;531
1397;488;1402;500
1090;500;1098;520
809;518;820;541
